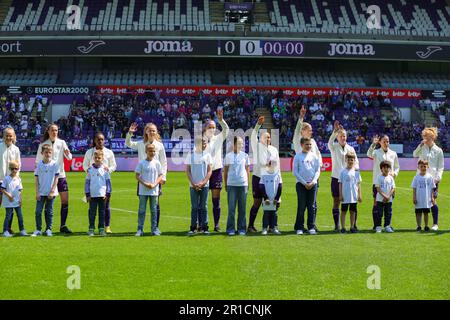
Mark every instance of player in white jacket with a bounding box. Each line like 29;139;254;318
202;109;229;232
367;134;400;230
36;124;73;234
248;116;282;232
327;121;359;231
413;127;444;231
0;127;21;233
293;105;323;229
83;132;117;233
126;122;167;228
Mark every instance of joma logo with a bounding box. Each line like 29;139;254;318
328;43;375;56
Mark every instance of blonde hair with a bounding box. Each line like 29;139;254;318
422;127;438;140
146;144;156;151
337;129;347;136
93;149;104;158
345;151;356;160
143;123;162;143
8;160;19;169
3;127;16;144
301;122;312;131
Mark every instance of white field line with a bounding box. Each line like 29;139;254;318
361;181;450;198
111;207;190;220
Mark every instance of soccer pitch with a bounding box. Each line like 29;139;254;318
0;171;448;300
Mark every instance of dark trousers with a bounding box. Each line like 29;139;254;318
294;183;317;231
3;207;24;232
89;197;106;230
262;210;277;229
375;202;392;227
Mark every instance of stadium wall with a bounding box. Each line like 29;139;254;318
18;157;450;172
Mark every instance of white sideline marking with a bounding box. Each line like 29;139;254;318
361;182;450;198
111;207;190;220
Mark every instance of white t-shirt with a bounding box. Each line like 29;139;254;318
185;151;212;187
34;160;60;196
375;174;396;203
260;173;281;201
411;173;436;209
338;168;362;204
1;175;22;208
85;165;111;198
135;159;162;196
224;151;249;186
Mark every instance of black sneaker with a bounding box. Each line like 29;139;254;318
60;226;73;234
340;228;347;234
334;226;340;232
350;227;358;234
353;225;358;231
424;226;430;232
247;226;258;233
214;226;221;232
416;226;422;232
8;228;14;234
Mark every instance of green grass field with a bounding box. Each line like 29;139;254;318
0;171;448;300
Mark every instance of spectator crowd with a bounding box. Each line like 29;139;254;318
0;90;448;155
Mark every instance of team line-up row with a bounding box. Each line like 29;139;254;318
0;107;445;237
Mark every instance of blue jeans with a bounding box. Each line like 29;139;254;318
3;207;24;232
190;187;209;231
89;197;105;230
138;195;158;232
294;183;317;231
35;196;55;231
226;186;247;233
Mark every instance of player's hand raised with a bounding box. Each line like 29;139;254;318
372;135;380;145
257;116;265;125
128;122;138;134
300;105;307;118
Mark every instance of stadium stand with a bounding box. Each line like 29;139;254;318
378;72;450;90
2;0;449;39
229;70;366;87
73;69;212;85
0;69;57;85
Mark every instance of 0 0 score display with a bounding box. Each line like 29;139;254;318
218;40;305;57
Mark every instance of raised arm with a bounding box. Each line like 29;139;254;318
328;122;340;152
293;105;307;153
216;109;229;142
251;117;264;164
125;123;140;150
367;135;379;159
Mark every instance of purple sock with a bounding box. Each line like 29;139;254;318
212;198;220;227
431;205;438;225
249;205;259;228
332;209;339;228
60;204;68;227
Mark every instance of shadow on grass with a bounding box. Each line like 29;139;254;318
14;229;449;239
